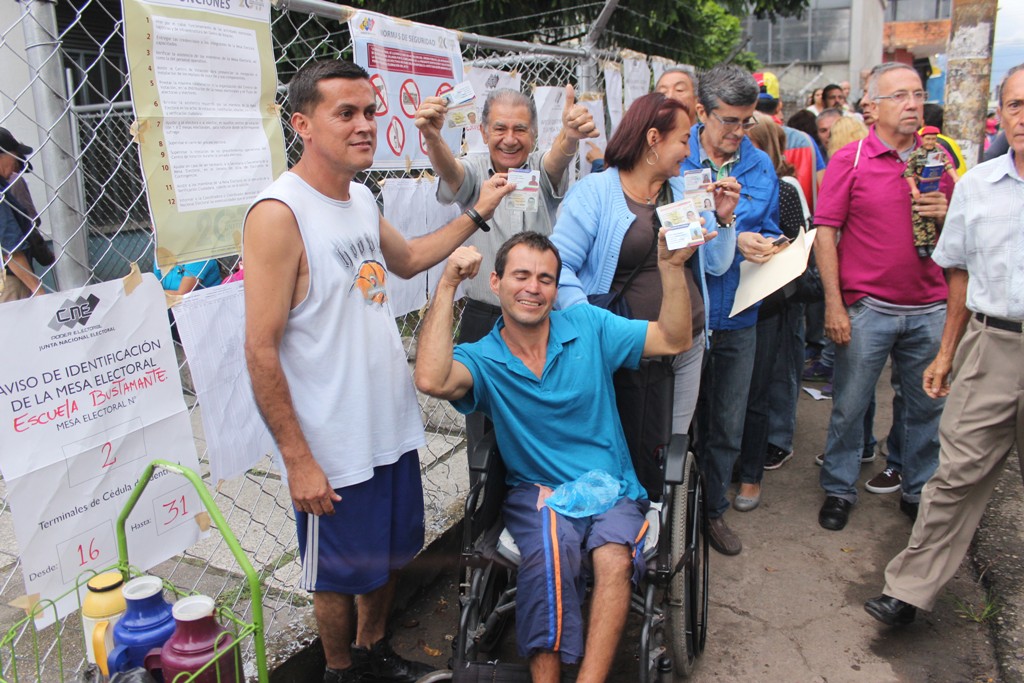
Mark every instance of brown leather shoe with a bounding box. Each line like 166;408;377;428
707;516;742;555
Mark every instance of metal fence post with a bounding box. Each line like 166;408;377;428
20;0;90;289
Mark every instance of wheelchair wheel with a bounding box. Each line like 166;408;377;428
665;450;708;679
456;562;514;662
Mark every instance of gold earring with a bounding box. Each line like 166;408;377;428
645;146;660;166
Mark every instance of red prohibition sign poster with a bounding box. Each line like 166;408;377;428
435;82;453;98
399;78;421;118
387;117;406;156
370;73;388;117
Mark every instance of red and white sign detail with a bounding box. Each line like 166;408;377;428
387;117;406;156
349;10;463;169
435;82;453;99
370;73;389;117
399;79;421;118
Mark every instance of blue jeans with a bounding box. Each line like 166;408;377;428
820;302;945;504
696;325;757;518
767;302;805;452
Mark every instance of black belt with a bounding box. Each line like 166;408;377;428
975;312;1023;333
464;298;503;317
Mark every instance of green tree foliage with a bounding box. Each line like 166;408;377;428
340;0;805;68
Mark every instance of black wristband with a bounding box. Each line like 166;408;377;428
464;207;491;232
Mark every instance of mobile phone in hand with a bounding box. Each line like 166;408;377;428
771;235;792;247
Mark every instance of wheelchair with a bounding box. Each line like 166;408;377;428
427;365;710;682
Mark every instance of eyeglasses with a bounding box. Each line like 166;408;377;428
873;90;927;105
709;110;758;131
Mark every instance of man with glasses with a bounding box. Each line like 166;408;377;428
864;64;1024;626
683;64;782;556
813;62;954;532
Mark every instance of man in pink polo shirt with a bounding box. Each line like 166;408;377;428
813;62;955;531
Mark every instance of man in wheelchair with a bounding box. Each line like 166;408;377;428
415;230;697;682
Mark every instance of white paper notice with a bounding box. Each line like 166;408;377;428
123;0;285;270
152;17;273;211
576;95;607;178
730;228;817;317
349;10;464;170
465;67;522;155
603;62;624;133
0;276;202;625
533;86;567;153
622;56;652;110
172;282;275;483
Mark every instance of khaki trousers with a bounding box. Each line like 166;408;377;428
883;316;1024;610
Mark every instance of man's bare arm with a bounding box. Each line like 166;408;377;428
643;228;708;357
541;85;597;188
414;247;480;400
7;251;41;295
381;173;515;279
414;96;467;196
814;225;850;345
243;199;340;516
923;268;970;398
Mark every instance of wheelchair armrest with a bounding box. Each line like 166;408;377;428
469;430;497;474
663;433;690;485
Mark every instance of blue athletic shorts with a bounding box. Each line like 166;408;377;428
503;484;649;663
294;450;424;595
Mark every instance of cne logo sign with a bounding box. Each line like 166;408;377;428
48;294;100;331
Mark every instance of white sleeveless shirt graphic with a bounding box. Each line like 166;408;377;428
247;172;425;488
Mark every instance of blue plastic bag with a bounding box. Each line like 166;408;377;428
544;470;622;518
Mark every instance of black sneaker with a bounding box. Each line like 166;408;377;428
354;638;436;683
763;444;793;471
324;664;372;683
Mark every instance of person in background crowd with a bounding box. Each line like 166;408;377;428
816;108;844;160
787;110;824;155
754;72;827;211
805;88;824;116
864;63;1024;627
414;85;597;459
686;65;783;556
0;127;41;302
655;66;698;116
813;62;954;532
822;84;846;110
736;120;807;485
550;93;737;445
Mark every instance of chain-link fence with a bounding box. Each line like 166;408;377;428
0;0;674;678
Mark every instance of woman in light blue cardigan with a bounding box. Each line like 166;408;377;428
551;93;738;437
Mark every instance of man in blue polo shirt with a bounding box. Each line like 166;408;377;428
414;231;696;683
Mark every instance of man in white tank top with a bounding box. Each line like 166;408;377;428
243;60;514;683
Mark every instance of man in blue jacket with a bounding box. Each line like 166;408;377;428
684;65;783;555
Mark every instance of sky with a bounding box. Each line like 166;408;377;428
993;0;1024;92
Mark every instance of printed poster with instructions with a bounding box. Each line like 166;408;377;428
349;10;464;169
0;274;203;626
122;0;286;271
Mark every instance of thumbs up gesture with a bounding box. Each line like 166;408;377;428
561;84;598;142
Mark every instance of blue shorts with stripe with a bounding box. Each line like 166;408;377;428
294;450;424;595
503;484;649;663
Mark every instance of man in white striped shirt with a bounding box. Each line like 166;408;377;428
865;63;1024;626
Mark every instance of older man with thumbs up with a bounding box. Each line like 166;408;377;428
415;85;597;453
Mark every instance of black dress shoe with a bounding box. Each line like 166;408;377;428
864;594;917;625
900;498;919;521
818;496;853;530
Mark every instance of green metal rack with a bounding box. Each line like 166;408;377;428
0;460;269;682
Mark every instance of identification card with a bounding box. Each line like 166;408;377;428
683;168;712;194
507;168;541;212
443;82;477;129
665;224;704;250
657;198;704;249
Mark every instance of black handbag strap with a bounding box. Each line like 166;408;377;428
606;182;672;308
